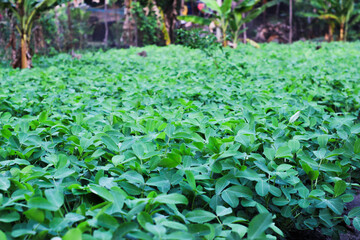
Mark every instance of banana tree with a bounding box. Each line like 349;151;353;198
229;0;274;48
178;0;232;46
301;0;360;41
0;0;66;68
324;0;360;41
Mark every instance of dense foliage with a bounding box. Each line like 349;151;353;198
0;43;360;239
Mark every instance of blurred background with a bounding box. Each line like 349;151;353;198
1;0;360;66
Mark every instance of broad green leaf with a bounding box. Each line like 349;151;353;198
354;139;360;154
158;153;182;168
247;213;272;240
28;197;58;211
0;177;10;191
0;230;6;240
334;180;346;197
186;210;216;223
38;111;48;123
216;206;232;217
275;146;292;159
89;184;114;202
324;199;344;215
349;207;360;218
112;155;125;166
353;217;360;231
101;135;119;153
154;193;188;205
0;211;20;223
24;208;44;223
113;222;137;238
317;135;328;148
255;180;270;197
288;139;300;153
185;170;196;190
63;228;82;240
277;164;294;172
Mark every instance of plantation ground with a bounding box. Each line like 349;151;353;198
0;42;360;239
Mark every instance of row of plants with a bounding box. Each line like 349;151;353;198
0;42;359;239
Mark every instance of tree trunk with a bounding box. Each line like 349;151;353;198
216;0;222;42
103;1;108;46
328;23;333;42
67;2;73;50
121;0;136;46
54;6;62;51
165;0;178;43
20;33;29;69
289;0;293;43
243;13;247;44
8;18;19;68
222;28;227;47
339;23;344;41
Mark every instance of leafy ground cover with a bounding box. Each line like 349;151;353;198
0;42;360;239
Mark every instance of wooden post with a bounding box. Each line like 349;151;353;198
103;0;108;46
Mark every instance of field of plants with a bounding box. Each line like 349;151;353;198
0;42;360;239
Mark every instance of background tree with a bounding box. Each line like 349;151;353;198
0;0;69;69
301;0;360;41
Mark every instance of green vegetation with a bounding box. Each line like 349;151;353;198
0;42;360;239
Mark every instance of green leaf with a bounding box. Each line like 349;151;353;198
9;135;21;150
0;211;20;223
185;170;196;190
63;228;82;240
186;210;216;223
320;163;342;173
353;217;360;231
0;230;6;240
247;213;272;240
101;135;119;153
334;180;346;197
221;190;239;208
275;146;292;159
177;16;212;25
28;197;58;211
222;185;253;207
154;193;188;205
288;139;300;153
201;0;221;13
324;199;343;215
89;184;114;202
38;111;48;123
317;135;328;148
216;206;232;217
272;197;290;206
97;213;119;230
112;155;125;166
354;138;360;154
158;153;182;168
277;164;294;172
349;207;360;218
255;180;270;197
24;208;45;223
0;177;10;191
308;170;319;181
137;212;153;229
113;222;137;238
